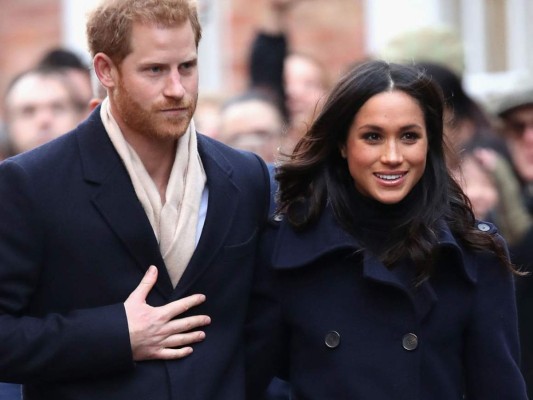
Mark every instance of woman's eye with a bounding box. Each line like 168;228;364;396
402;132;420;141
363;132;381;142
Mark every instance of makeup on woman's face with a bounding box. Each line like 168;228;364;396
342;90;428;204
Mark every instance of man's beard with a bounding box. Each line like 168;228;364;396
113;78;197;140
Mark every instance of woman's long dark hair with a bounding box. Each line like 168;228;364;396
276;60;516;280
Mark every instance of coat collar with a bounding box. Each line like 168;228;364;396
271;204;480;320
76;107;240;299
171;134;240;299
271;204;477;285
77;106;173;296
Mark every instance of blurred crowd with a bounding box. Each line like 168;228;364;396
2;0;533;398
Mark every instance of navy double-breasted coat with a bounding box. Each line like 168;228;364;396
0;107;270;399
249;205;528;399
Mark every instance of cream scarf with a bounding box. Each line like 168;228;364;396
101;98;206;287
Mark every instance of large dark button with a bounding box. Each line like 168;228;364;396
324;331;341;349
402;333;418;351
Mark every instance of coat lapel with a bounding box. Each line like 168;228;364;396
272;204;449;319
362;255;438;320
171;135;240;298
77;108;174;298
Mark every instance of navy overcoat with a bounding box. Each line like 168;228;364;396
0;107;270;399
248;205;528;399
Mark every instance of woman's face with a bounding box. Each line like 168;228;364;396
342;90;428;204
452;155;499;220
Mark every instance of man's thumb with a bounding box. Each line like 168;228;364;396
128;265;158;302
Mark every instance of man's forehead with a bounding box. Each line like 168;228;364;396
505;105;533;121
8;77;71;107
10;74;68;95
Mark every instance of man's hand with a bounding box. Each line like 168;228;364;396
124;265;211;361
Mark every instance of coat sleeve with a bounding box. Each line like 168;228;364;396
463;237;528;399
245;162;291;399
0;160;134;383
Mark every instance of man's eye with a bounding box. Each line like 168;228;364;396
19;106;36;118
180;62;196;72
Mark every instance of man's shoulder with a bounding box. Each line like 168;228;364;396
7;130;78;168
197;133;266;171
7;112;105;171
197;134;270;203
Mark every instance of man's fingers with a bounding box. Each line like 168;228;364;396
167;315;211;334
158;346;194;360
161;330;207;349
160;294;207;319
127;265;158;303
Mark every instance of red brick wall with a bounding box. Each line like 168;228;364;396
0;0;367;117
225;0;367;93
0;0;62;115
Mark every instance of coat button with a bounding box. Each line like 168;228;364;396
477;222;490;232
402;333;418;351
324;331;341;349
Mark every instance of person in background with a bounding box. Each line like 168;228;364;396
247;60;527;399
416;62;504;155
37;48;93;117
0;0;270;399
416;62;532;250
193;93;225;138
491;80;533;398
2;67;88;155
416;62;530;245
451;148;500;221
218;91;286;163
378;26;465;78
494;82;533;203
0;50;96;400
450;142;531;247
88;67;107;111
249;0;329;153
0;123;10;161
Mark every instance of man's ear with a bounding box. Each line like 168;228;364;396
88;98;103;111
93;53;118;89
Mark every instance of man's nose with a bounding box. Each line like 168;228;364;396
522;125;533;143
34;106;55;131
163;71;185;99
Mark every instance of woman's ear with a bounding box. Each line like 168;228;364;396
93;53;117;90
340;145;347;159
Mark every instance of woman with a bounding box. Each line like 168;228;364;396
248;60;527;399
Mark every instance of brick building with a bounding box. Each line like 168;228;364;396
0;0;366;119
2;0;533;118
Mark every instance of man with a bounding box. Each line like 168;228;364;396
493;83;533;399
0;63;93;400
249;0;329;153
37;48;94;118
496;87;533;190
218;91;285;163
0;1;270;399
2;68;89;155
